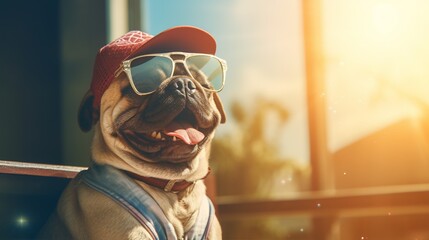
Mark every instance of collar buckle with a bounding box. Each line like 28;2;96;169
164;179;179;192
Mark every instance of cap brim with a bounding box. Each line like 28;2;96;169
131;26;216;57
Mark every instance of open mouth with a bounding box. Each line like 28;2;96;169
120;108;212;161
148;123;204;145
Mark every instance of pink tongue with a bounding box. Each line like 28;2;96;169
164;122;205;145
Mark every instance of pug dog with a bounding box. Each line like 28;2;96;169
39;26;226;240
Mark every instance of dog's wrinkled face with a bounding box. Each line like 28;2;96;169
115;64;224;163
79;56;226;175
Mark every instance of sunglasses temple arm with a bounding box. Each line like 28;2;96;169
114;65;125;78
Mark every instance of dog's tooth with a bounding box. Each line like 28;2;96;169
151;131;157;138
172;136;177;142
162;137;166;141
156;132;162;139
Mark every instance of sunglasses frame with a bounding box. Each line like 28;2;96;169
114;52;227;96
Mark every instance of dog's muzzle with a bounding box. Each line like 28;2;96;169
117;76;220;163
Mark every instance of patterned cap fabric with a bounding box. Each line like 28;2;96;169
89;26;217;109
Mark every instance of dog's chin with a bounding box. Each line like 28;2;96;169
119;127;212;164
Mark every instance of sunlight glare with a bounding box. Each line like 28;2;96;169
371;3;398;36
324;0;429;150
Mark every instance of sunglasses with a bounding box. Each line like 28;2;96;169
114;52;227;96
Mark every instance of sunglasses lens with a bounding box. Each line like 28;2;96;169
186;55;224;91
130;56;173;94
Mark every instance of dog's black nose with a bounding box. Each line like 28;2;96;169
171;77;196;96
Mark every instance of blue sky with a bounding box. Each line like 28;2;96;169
143;0;229;39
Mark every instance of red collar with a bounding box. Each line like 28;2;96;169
124;168;211;192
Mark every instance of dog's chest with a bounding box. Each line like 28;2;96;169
141;181;206;234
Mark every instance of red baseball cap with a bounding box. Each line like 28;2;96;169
89;26;217;109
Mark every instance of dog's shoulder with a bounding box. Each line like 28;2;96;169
43;177;153;240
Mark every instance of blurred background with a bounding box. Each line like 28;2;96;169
2;0;429;239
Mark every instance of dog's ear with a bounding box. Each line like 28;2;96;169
78;90;99;132
213;93;226;124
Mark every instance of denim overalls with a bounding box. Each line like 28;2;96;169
78;164;214;240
